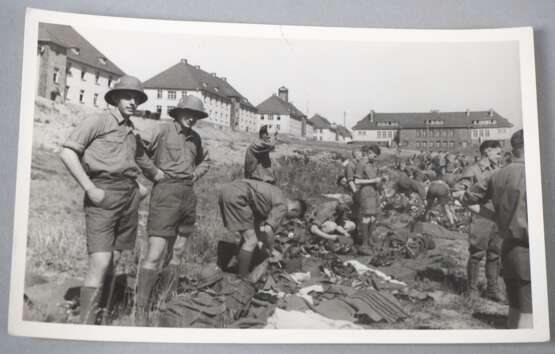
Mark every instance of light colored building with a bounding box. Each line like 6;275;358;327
36;23;125;108
351;109;513;150
142;59;257;131
256;87;308;138
309;114;336;142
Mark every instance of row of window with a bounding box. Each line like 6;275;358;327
377;131;394;139
472;119;497;125
416;141;456;149
260;114;282;121
416;129;455;138
472;129;491;138
65;64;114;87
425;119;444;125
64;86;101;106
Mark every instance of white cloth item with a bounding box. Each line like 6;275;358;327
343;260;407;286
265;309;362;329
298;284;324;296
289;272;311;284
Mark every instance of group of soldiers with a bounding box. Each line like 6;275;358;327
60;75;531;330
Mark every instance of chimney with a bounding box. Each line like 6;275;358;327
278;86;289;102
180;58;188;64
369;110;375;123
489;108;494;117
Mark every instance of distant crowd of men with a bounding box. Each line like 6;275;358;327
60;75;531;329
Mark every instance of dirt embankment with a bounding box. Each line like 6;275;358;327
32;97;364;165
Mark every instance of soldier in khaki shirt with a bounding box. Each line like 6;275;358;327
454;140;503;301
244;124;278;184
134;95;211;325
60;76;165;324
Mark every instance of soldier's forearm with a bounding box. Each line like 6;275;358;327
60;148;95;192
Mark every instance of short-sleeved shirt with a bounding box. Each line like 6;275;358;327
308;200;349;227
218;179;287;232
244;138;276;183
141;120;209;180
63;108;158;180
463;158;529;279
354;160;379;215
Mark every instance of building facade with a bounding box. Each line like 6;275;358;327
142;59;257;131
36;24;125;108
309;114;352;142
352;110;513;150
256;87;308;137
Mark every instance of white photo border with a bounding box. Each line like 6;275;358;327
8;7;550;343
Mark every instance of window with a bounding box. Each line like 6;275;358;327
416;130;421;138
277;115;281;121
416;141;421;148
157;89;163;99
485;129;490;137
79;89;85;103
167;106;175;113
52;68;60;83
269;115;273;121
435;130;440;137
422;129;427;138
450;129;454;137
436;140;440;148
95;71;100;85
80;68;86;81
388;131;393;138
66;63;72;76
443;141;448;147
422;141;427;148
71;47;80;55
268;125;272;128
93;93;99;106
443;130;448;137
168;90;176;100
449;141;455;148
156;105;162;114
377;131;381;138
98;57;107;65
108;76;113;87
276;124;280;130
260;115;264;120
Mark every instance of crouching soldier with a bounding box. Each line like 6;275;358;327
218;179;307;277
134;95;211;326
309;195;356;253
244;124;278;184
60;76;165;324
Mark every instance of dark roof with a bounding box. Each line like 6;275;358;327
143;59;255;110
38;23;125;76
309;114;333;129
335;125;352;138
352;110;513;130
256;95;306;120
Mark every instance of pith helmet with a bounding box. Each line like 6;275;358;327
104;75;148;106
169;95;209;119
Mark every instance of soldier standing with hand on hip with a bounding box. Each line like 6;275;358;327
60;76;165;324
134;95;211;326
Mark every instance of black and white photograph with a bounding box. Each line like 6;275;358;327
8;8;549;343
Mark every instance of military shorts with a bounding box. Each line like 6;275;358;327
147;179;197;238
355;186;379;217
468;216;501;255
218;182;254;232
84;178;141;253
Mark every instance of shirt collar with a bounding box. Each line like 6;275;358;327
109;107;133;127
173;120;195;138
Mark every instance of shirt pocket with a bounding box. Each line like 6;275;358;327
165;143;182;162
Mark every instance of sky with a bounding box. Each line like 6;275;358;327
75;25;523;130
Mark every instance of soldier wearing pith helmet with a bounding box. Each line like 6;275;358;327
60;75;165;325
134;94;211;326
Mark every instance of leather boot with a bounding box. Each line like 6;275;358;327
466;257;481;297
237;249;253;278
485;258;505;303
80;286;102;324
135;268;159;326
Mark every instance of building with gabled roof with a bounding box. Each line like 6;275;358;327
142;59;257;131
256;87;308;138
308;114;352;142
352;109;513;150
36;23;125;108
